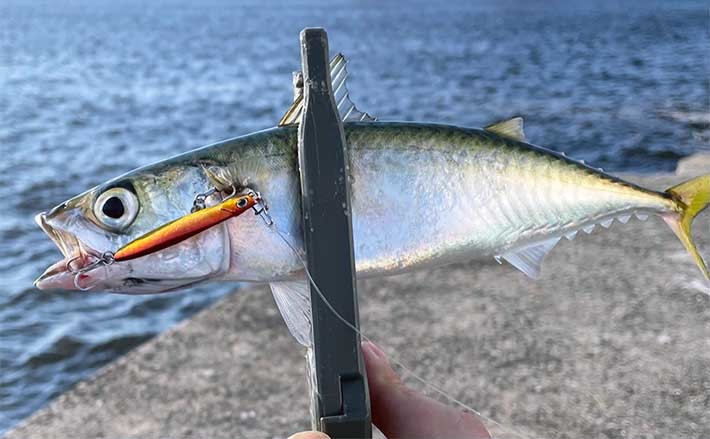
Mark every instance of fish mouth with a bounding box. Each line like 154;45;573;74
34;212;95;289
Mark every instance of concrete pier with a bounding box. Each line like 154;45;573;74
5;154;709;439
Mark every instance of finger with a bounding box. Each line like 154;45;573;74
362;341;490;439
287;431;330;439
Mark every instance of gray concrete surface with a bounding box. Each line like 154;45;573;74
5;154;709;439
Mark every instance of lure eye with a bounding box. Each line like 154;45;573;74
93;187;139;231
237;198;248;208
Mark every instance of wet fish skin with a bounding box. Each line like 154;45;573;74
34;122;708;292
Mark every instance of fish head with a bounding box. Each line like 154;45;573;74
34;165;231;293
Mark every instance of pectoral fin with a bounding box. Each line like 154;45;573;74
270;280;313;346
201;164;239;192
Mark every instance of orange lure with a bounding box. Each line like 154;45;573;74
113;193;258;262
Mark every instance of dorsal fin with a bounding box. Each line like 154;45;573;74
278;53;376;126
484;117;526;142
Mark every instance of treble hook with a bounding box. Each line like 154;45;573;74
67;251;115;291
191;188;216;212
191;185;238;212
197;185;271;225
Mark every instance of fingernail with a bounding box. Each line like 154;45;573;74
287;431;330;439
362;341;385;359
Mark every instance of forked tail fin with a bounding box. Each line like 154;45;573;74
663;174;710;280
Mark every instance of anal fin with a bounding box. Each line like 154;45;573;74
498;237;560;279
270;280;312;347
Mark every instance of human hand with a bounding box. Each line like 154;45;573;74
289;341;490;439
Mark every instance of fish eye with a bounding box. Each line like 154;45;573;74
93;187;139;231
237;197;248;208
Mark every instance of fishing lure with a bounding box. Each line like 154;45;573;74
69;191;265;289
116;191;262;261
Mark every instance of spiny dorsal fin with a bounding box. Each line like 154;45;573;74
498;236;560;279
484;117;526;142
278;53;376;127
270;280;312;346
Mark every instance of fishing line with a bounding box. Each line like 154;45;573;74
267;222;530;439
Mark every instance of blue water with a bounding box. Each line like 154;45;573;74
0;0;708;433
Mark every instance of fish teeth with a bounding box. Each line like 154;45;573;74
618;214;631;224
600;218;613;228
565;230;578;240
635;212;648;221
582;224;595;234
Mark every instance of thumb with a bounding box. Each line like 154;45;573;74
361;341;490;439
